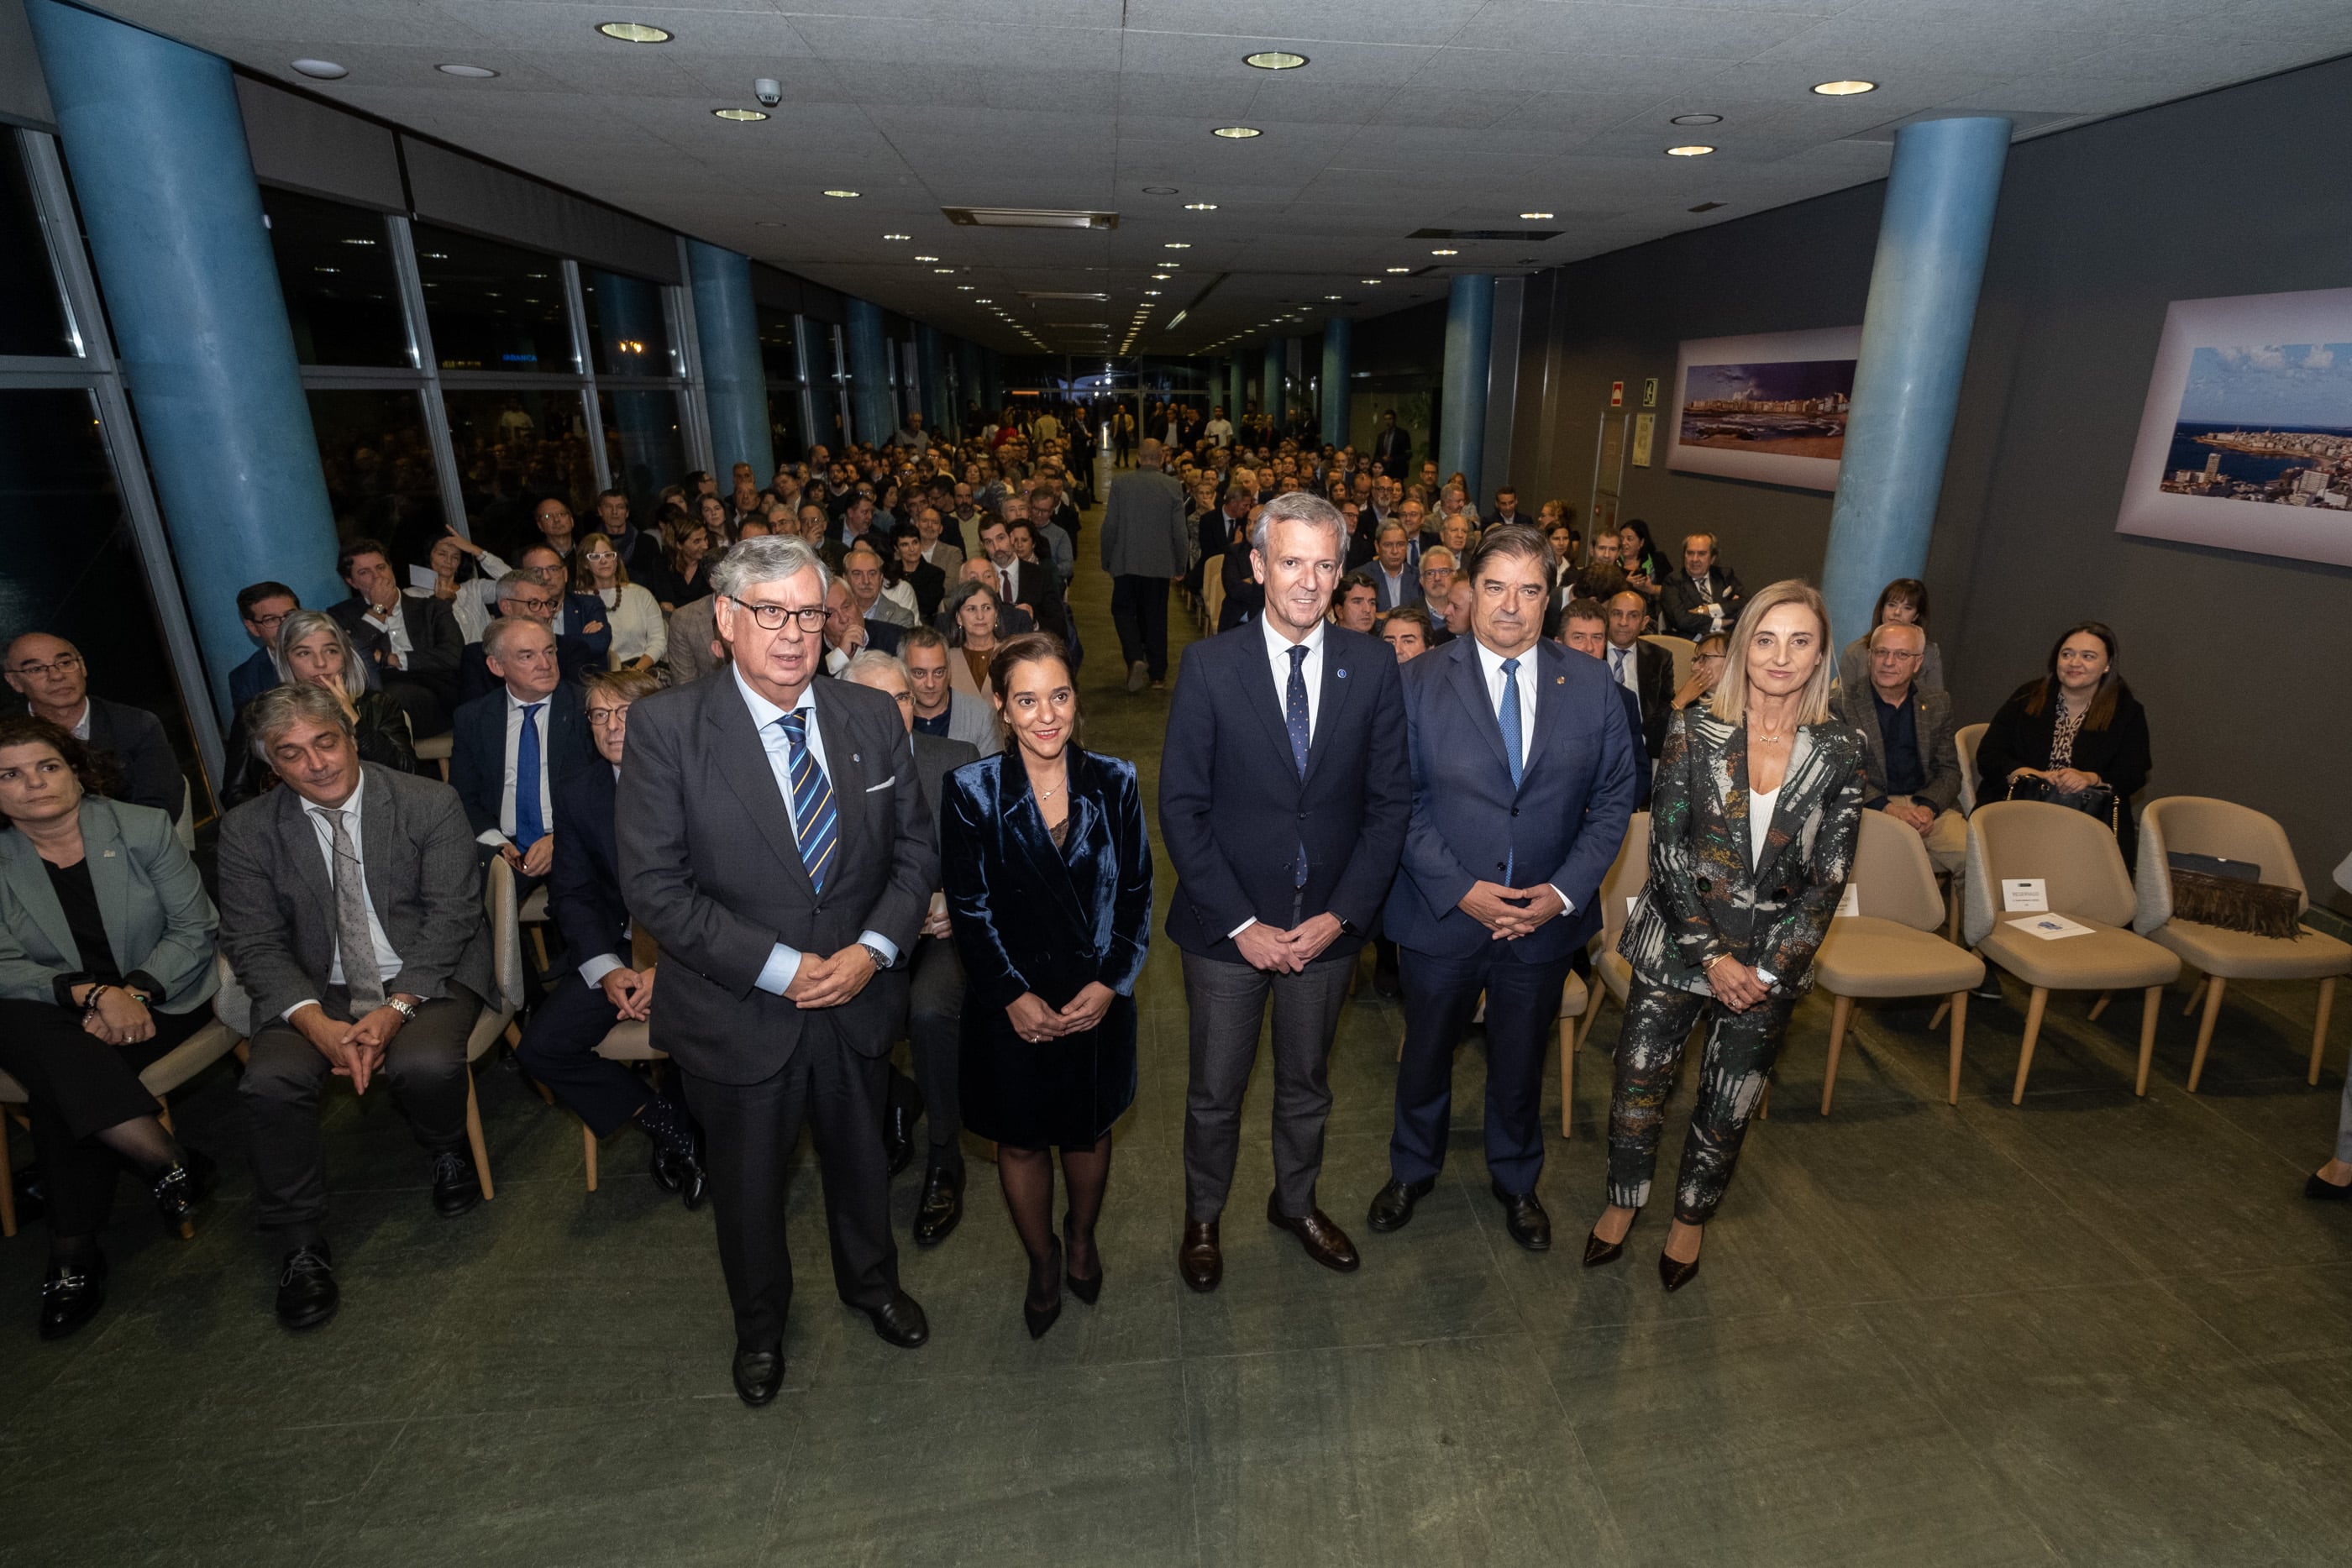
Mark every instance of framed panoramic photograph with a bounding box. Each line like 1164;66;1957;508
2117;285;2352;567
1665;325;1861;490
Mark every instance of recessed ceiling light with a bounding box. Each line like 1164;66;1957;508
291;59;348;79
341;237;376;246
1183;202;1219;211
1144;290;1162;296
1670;113;1723;126
957;285;974;291
1142;186;1179;195
1812;80;1877;97
1385;266;1410;274
1361;279;1379;284
437;64;499;79
932;267;955;274
1431;248;1458;256
714;108;768;122
596;22;672;44
1243;51;1309;71
1163;242;1190;249
913;254;939;262
975;297;993;302
1212;126;1262;139
883;233;911;241
1666;144;1715;157
1519;211;1553;219
822;189;861;198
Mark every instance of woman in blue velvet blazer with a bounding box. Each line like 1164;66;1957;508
940;634;1152;1339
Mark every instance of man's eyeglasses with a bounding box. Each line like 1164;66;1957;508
8;653;81;679
511;595;559;613
727;595;827;632
247;614;290;633
1871;648;1924;663
587;705;631;726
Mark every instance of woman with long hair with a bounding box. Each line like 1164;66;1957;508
942;579;1005;697
570;530;664;670
1974;620;2151;865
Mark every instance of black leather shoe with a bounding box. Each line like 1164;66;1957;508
1659;1249;1701;1293
653;1142;710;1211
864;1289;930;1349
1366;1176;1435;1234
1490;1178;1551;1251
38;1256;107;1341
732;1344;784;1407
649;1143;684;1194
431;1151;482;1217
150;1147;215;1234
276;1242;339;1331
1267;1191;1362;1272
1583;1210;1637;1268
913;1166;963;1246
2307;1171;2352;1202
883;1073;924;1178
1178;1218;1221;1292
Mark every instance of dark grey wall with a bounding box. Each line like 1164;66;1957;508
1486;56;2352;907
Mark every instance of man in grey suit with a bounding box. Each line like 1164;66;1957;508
1829;619;1966;876
1098;438;1189;692
217;684;495;1332
617;536;935;1408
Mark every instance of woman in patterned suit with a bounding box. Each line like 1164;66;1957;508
1585;579;1868;1292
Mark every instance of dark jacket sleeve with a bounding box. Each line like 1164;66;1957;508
864;716;936;959
550;787;625;970
942;771;1031;1010
1973;690;2038;802
386;778;491;1003
1325;649;1412;931
1155;642;1252;936
447;703;500;838
2096;696;2152;800
1758;737;1871;984
100;701;180;816
214;803;317;1025
355;691;420;777
1098;761;1153;995
408;597;464;680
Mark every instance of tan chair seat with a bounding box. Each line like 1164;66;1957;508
2150;920;2352;983
1815;917;1984;998
594;1020;669;1062
138;1020;242;1097
414;732;453;762
520;886;549;924
1980;917;2180;991
1557;970;1589;1020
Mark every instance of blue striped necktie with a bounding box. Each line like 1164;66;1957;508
777;712;840;894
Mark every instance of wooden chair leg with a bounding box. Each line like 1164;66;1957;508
0;1109;15;1238
2186;974;2227;1093
582;1120;598;1193
2181;976;2208;1018
1820;993;1853;1116
155;1093;174;1136
464;1064;495;1201
2311;976;2339;1087
528;926;551;976
1558;1018;1575;1139
1758;1078;1771;1120
2011;987;2050;1104
1929;999;1951;1032
2087;989;2113;1022
1945;882;1961;944
2135;985;2163;1097
234;1039;251;1064
1946;990;1970;1104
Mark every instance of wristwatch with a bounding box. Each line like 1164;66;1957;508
385;997;419;1021
859;942;891;973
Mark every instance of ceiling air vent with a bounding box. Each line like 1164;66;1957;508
1019;291;1109;302
945;207;1119;231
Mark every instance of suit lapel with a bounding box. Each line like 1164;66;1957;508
1001;755;1089;931
1302;635;1354;784
276;784;335;936
358;766;397;928
1446;640;1510;777
1519;641;1571;788
706;678;817;899
1722;720;1755;873
1238;629;1305;783
810;679;868;852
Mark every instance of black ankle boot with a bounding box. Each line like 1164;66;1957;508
39;1253;108;1341
150;1148;216;1234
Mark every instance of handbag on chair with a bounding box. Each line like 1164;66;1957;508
2006;774;2118;831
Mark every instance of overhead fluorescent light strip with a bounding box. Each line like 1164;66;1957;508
944;207;1120;231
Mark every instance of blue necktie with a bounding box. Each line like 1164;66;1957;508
1499;658;1523;883
779;711;841;894
1612;646;1630;687
1285;643;1311;888
514;701;546;849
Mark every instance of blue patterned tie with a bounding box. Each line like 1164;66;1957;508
778;712;841;894
1499;658;1523;884
1285;643;1310;887
514;702;546;848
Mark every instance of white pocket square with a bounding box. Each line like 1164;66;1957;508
864;775;896;792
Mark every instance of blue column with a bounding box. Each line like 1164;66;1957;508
1263;338;1287;433
953;337;983;433
1439;275;1494;500
844;297;896;444
26;0;339;720
685;240;773;485
1227;354;1247;427
1320;317;1353;448
1820;116;2012;648
916;324;949;433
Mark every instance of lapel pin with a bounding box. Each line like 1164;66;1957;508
1336;668;1347;680
852;753;861;763
1555;676;1564;685
103;849;117;857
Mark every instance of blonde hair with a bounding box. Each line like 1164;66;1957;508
1706;578;1835;727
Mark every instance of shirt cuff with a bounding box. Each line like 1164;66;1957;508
1754;967;1779;986
1227;916;1258;939
578;952;624;989
858;931;900;968
754;943;804;996
282;999;321;1023
1547;885;1576;917
476;828;510;849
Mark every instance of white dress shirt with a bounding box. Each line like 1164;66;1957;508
1376;564;1410;606
730;666;899;995
475;688;558;850
1468;637;1572;915
1609;641;1640;693
66;700;91;742
286;769;404;1018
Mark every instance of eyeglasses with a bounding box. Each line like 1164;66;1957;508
8;653;81;679
247;614;290;632
583;549;617;562
510;595;559;613
1870;648;1923;663
587;705;631;726
727;595;827;632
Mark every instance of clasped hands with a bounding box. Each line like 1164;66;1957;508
1457;881;1564;941
500;835;555;879
83;986;155;1046
598;963;658;1021
1007;983;1114;1043
291;997;418;1095
2011;765;2101;795
1705;953;1771;1013
1233;912;1344;973
783;945;879;1009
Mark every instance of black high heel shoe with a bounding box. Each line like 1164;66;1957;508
1583;1209;1638;1268
1063;1211;1102;1304
1025;1239;1064;1340
150;1148;215;1235
1658;1229;1703;1293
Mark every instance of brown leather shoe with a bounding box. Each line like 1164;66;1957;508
1178;1218;1222;1293
1266;1192;1361;1273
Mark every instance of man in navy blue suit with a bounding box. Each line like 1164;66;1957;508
447;617;594;899
1368;526;1639;1251
513;669;706;1204
1161;494;1411;1293
230;581;300;711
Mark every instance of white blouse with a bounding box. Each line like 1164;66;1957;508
1747;786;1780;872
407;549;511;646
596;581;666;666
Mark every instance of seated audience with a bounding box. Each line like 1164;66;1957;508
572;531;664;671
1976;620;2152;865
1604;589;1676;758
824;574;903;674
887;522;947;622
456;567;610;702
1369;524;1419;611
1560;598;1651;809
449;617;594;896
223;611;417;807
1829;621;1966;876
218;684;496;1331
1659;532;1747;641
533;495;580;563
1672;632;1730;710
0;716;218;1340
1485;486;1530;530
4;632;181;818
1377;603;1431;663
1617;519;1667;611
231;582;301;710
916;505;964;578
1416;546;1457;613
846;542;920;632
329;538;464;738
1837;577;1946;694
942;579;1007;697
902;627;1000;757
407;532;508;648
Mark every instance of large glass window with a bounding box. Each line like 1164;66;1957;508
260;188;409;368
413;224;575;373
305;389;448;571
0;387;203;805
580;268;675;378
0;139;74;358
767;389;806;467
756;305;798;381
443;388;598;558
598;389;685;517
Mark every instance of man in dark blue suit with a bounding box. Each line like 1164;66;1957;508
1161;495;1411;1292
447;617;595;899
455;564;613;705
231;581;300;710
1368;526;1639;1251
512;669;706;1204
1561;598;1653;811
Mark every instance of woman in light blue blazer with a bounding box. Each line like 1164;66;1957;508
0;716;220;1340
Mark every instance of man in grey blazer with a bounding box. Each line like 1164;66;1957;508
217;684;495;1332
1828;620;1966;875
617;536;936;1408
1098;438;1190;691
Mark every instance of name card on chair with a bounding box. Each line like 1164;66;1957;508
2001;878;2049;913
2008;914;2092;941
1835;884;1861;918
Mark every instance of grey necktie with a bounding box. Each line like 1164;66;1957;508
325;806;386;1010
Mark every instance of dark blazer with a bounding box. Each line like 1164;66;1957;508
1828;680;1961;815
616;669;934;1084
1659;567;1747;640
1613;684;1651;810
1605;637;1677;759
1373;425;1411;479
0;797;219;1015
1216;537;1263;631
448;682;596;842
1160;624;1410;962
549;760;627;969
911;732;980;861
1383;636;1641;964
332;594;464;688
455;619;610;705
80;695;180;818
895;559;948;622
1619;710;1868;997
215;763;496;1024
1975;679;2152;863
1369;564;1420;612
998;558;1067;640
229;648;278;711
556;592;616;662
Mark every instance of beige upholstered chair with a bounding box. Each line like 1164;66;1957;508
1965;801;2181;1104
1638;633;1696;691
1954;722;1988;816
568;931;671;1190
1555;970;1590;1137
519;884;554;973
2134;797;2350;1090
1814;810;1987;1113
1574;812;1651;1051
413;731;453;782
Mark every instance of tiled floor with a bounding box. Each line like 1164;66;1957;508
2;525;2348;1565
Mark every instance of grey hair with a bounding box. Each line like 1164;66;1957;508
481;611;554;659
1248;491;1347;555
246;681;354;763
840;650;911;690
710;533;830;602
493;568;538;606
271;609;369;694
